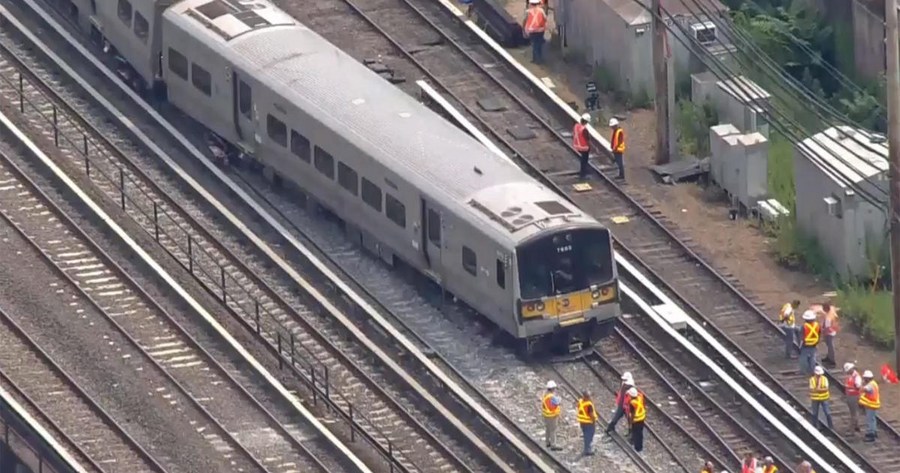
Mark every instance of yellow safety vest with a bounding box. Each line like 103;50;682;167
859;381;881;410
802;322;820;346
576;399;596;424
541;393;560;418
779;303;794;326
629;393;646;423
809;375;829;401
763;466;778;473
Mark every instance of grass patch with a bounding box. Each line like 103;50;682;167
835;285;895;350
675;99;718;157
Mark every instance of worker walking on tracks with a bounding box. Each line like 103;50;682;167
572;114;591;180
603;371;634;439
541;380;563;451
700;460;715;473
522;0;547;64
761;456;778;473
778;300;800;359
609;118;626;180
797;460;816;473
859;370;880;442
799;310;820;375
820;303;839;368
809;365;834;431
741;452;757;473
843;362;862;432
576;391;599;456
625;387;645;453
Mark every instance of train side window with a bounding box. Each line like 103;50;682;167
496;260;505;288
427;208;441;245
167;48;188;80
191;63;212;96
314;147;335;180
290;130;310;162
238;80;252;119
462;246;477;276
385;194;406;228
361;178;382;212
133;12;149;41
337;162;358;195
117;0;132;25
267;115;287;147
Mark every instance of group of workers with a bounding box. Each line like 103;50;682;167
541;371;645;457
572;113;626;180
709;454;817;473
778;300;882;442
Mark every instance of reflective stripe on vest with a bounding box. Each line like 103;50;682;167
741;459;756;473
611;128;625;153
859;381;881;409
576;399;596;424
779;303;795;326
542;393;560;418
524;7;546;33
763;466;778;473
802;321;820;346
573;123;589;152
810;375;829;401
845;372;861;397
629;393;646;423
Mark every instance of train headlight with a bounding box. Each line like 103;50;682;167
591;290;600;299
536;302;545;311
562;299;570;307
526;303;536;312
601;287;611;297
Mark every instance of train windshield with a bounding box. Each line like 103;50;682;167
517;228;614;300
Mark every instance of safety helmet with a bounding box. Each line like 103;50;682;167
529;0;541;4
626;387;638;397
621;371;632;381
863;370;874;378
608;118;619;127
843;362;855;372
764;456;773;464
814;366;824;375
546;380;557;389
802;310;817;321
581;113;591;122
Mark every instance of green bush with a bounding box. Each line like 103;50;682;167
836;285;895;349
770;218;834;278
675;100;718;157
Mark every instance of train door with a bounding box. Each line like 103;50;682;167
232;71;256;152
421;198;443;281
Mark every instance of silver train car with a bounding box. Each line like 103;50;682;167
60;0;621;355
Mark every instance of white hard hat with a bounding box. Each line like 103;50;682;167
581;113;591;122
764;456;773;463
863;370;874;378
529;0;541;4
621;371;632;381
546;380;557;389
626;387;638;397
814;365;824;375
608;118;619;127
802;310;817;321
843;362;855;372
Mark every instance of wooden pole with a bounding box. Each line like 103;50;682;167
651;0;670;165
885;0;900;372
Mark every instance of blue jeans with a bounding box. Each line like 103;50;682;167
529;32;545;63
605;405;624;433
613;152;624;178
799;346;817;374
811;400;833;430
783;326;797;358
581;423;595;454
865;408;877;436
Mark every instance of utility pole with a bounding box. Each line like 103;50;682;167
651;0;670;165
886;0;900;373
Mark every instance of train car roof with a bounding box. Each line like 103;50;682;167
164;0;604;244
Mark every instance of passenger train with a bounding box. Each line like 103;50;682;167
57;0;621;356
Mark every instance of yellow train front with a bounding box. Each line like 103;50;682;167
513;225;620;357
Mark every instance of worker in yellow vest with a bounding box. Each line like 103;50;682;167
859;370;880;442
625;387;646;453
778;300;800;359
541;380;563;451
809;365;834;430
761;456;778;473
576;391;599;456
799;311;820;375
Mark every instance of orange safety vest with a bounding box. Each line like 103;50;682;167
802;321;820;346
741;458;757;473
524;7;547;34
845;372;861;397
824;310;839;336
763;466;778;473
809;375;829;401
542;393;560;418
611;128;625;153
576;399;597;424
572;123;589;152
614;384;631;407
628;393;646;422
859;381;881;410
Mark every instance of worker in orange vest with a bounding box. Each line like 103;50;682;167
604;371;634;438
777;299;800;359
541;380;563;450
609;118;626;180
798;310;820;375
843;362;862;432
740;452;757;473
859;370;880;442
624;387;645;452
761;456;778;473
572;113;591;180
522;0;547;64
820;303;839;367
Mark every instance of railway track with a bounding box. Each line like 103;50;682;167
0;120;352;472
269;0;900;470
0;3;563;472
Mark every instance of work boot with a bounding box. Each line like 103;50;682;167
864;433;875;443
